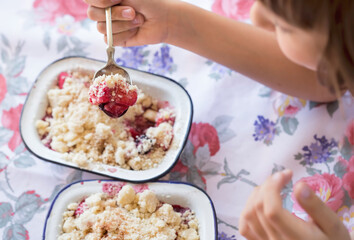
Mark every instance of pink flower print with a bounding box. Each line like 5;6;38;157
0;74;6;104
212;0;254;21
189;122;220;156
343;171;354;199
291;174;344;219
33;0;88;24
346;119;354;146
274;95;306;117
171;161;189;174
337;205;354;232
347;155;354;172
337;156;349;169
339;155;354;199
1;104;23;151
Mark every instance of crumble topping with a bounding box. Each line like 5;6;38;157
36;69;176;170
58;185;199;240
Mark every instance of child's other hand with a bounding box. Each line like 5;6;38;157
239;169;350;240
85;0;175;47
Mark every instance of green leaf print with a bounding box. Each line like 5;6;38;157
333;161;348;178
0;202;13;228
326;101;339;117
281;117;299;135
13;191;42;224
3;224;28;240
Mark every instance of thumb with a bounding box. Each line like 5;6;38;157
294;182;348;238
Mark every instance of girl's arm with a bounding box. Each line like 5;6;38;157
87;0;337;102
166;1;335;102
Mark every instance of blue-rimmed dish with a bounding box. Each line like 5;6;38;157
20;56;193;182
43;180;217;239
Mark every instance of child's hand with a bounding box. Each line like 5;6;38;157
85;0;177;46
239;169;350;240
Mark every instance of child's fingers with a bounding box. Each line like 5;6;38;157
97;14;144;35
261;169;292;225
252;173;289;240
261;169;307;238
103;28;139;46
84;0;122;8
88;5;136;21
294;182;350;239
239;222;262;240
239;187;269;239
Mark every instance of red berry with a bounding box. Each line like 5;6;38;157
58;72;70;89
115;88;137;106
74;199;88;217
155;109;175;126
103;102;129;117
125;116;155;139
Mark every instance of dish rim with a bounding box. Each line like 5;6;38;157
20;56;193;183
42;179;218;240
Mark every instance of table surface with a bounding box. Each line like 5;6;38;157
0;0;353;239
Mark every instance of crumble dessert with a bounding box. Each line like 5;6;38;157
89;74;138;118
58;184;200;240
36;69;176;170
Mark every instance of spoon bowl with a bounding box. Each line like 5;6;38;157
92;7;132;118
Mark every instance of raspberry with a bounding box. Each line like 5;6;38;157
126;116;155;139
127;126;140;139
102;102;129;118
89;82;111;105
155;108;175;126
74;199;88;217
116;87;138;106
58;72;70;89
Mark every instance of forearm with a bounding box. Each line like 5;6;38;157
167;1;336;102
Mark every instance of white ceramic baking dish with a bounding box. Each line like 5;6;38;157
20;56;193;182
43;180;217;239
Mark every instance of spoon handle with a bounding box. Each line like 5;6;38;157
105;7;115;64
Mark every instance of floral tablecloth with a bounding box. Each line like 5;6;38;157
0;0;353;239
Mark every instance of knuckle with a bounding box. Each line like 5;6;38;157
255;200;263;211
264;207;278;222
239;227;247;236
242;211;253;221
238;222;248;236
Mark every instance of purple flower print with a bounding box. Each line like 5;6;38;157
208;61;232;80
116;46;148;69
218;232;237;240
301;135;338;165
253;116;280;145
148;45;175;75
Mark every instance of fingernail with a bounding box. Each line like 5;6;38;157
283;169;292;176
272;171;282;181
132;17;141;25
300;184;311;199
122;9;133;19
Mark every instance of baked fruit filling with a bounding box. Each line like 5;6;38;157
36;69;176;170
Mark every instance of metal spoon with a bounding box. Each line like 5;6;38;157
93;7;131;118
